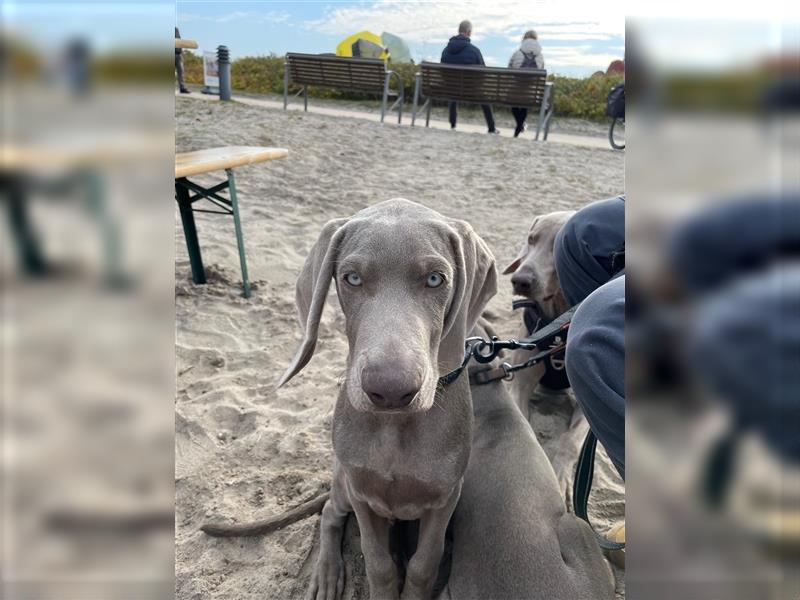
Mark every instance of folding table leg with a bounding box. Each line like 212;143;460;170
5;178;48;275
226;169;251;298
84;169;124;286
175;179;206;284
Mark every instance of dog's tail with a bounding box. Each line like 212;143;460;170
201;490;330;537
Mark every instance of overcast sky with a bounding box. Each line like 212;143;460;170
176;1;626;77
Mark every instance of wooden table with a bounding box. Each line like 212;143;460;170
2;134;171;283
175;39;199;50
174;146;289;298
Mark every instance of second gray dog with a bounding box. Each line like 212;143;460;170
439;320;615;599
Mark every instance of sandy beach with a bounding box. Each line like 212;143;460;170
175;95;625;599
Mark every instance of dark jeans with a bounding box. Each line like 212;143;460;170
449;102;496;132
511;107;528;136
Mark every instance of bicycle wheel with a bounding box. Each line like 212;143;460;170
609;117;625;150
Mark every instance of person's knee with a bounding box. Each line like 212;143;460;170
555;196;625;306
566;276;626;477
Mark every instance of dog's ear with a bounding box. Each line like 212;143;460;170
503;217;539;274
439;220;497;372
502;242;527;274
277;218;349;387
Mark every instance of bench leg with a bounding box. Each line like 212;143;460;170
381;74;390;123
226;169;251;298
542;86;554;140
303;85;308;112
283;65;289;109
175;180;206;285
411;75;420;126
397;89;403;124
536;84;553;142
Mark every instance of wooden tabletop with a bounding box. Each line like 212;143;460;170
175;146;289;179
2;133;173;172
175;39;199;50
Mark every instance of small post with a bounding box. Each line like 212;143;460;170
217;45;231;101
303;85;308;111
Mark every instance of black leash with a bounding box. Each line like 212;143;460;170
438;306;574;387
573;430;625;551
438;304;579;388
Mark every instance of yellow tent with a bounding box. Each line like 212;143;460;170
335;31;389;61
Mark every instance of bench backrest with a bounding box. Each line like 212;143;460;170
286;53;388;93
420;62;548;107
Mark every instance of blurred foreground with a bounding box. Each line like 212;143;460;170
2;2;174;598
626;15;800;600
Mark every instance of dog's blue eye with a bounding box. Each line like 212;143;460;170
345;273;362;287
426;273;444;288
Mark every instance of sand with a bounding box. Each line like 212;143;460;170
175;95;625;599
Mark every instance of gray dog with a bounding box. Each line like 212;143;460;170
278;199;497;600
503;210;591;498
439;320;615;600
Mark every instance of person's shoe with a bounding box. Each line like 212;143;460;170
605;523;625;569
180;87;191;94
488;129;500;135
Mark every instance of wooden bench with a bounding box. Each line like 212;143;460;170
283;53;404;123
411;62;554;140
175;146;288;298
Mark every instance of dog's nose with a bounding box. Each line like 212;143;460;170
361;364;422;410
511;271;534;296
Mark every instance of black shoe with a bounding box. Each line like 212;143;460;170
180;87;190;94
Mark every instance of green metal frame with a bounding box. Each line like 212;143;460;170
174;168;251;297
3;169;125;286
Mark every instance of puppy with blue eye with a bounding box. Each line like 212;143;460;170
278;199;496;600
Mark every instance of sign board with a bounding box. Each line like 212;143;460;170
203;51;219;88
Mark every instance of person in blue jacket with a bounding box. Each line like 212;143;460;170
441;20;499;134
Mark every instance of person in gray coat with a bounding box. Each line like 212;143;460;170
508;30;545;137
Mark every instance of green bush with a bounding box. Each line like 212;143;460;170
181;52;623;122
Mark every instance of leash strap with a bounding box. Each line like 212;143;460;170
440;304;579;387
573;429;625;551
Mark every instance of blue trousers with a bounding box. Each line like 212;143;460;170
670;195;800;464
555;196;626;480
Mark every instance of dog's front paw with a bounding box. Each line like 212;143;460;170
306;553;344;600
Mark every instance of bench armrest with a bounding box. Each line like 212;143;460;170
386;69;404;98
